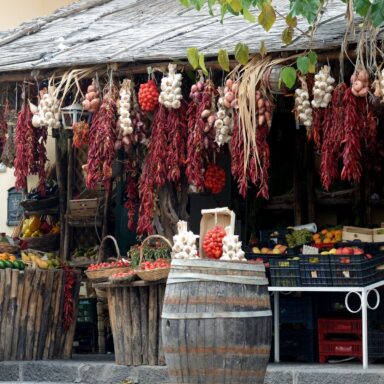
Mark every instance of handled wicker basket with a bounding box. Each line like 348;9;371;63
85;236;131;283
135;235;172;282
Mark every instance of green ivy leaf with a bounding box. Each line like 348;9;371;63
354;0;371;17
179;0;190;6
190;0;205;11
308;50;318;65
242;6;256;22
229;0;243;12
258;3;276;31
371;1;384;27
285;14;297;28
218;49;230;72
187;48;199;70
235;42;249;65
281;27;294;45
208;0;216;16
296;56;310;75
280;67;297;89
220;3;228;22
199;53;209;76
259;40;267;58
289;0;321;25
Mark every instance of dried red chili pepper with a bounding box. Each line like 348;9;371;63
14;103;34;191
340;88;363;183
63;267;77;331
86;94;117;190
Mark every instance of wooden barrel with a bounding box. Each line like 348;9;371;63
162;259;272;384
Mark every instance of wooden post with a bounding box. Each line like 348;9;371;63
293;132;303;225
306;141;316;223
97;299;105;354
102;182;112;239
53;128;67;259
63;131;74;261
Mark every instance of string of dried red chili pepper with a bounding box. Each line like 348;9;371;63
63;267;77;331
14;103;34;191
85;95;117;190
340;88;362;183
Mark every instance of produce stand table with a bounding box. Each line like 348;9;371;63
0;268;80;361
268;280;384;369
93;279;166;366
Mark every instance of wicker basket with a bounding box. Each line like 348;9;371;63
20;194;59;212
85;236;131;283
135;235;172;282
22;233;60;252
108;273;137;283
0;242;19;254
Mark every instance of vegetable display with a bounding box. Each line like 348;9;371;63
31;87;60;130
118;79;133;138
214;79;238;146
186;77;216;191
204;163;226;194
82;81;101;113
85;88;117;189
220;227;245;261
73;121;89;148
14;103;34;191
138;79;159;112
311;66;335;108
159;64;183;109
172;221;199;259
202;225;226;259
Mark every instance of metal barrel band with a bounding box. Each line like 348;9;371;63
171;259;265;272
166;272;268;285
162;310;273;320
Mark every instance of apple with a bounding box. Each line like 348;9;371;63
342;247;354;255
365;253;373;260
329;248;337;255
336;248;344;255
353;248;364;255
272;248;282;255
252;247;261;254
261;247;270;254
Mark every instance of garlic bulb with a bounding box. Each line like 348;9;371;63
159;64;183;109
220;226;245;261
295;79;312;129
118;79;133;137
172;221;200;259
35;86;61;129
311;66;335;108
373;68;384;100
215;84;234;146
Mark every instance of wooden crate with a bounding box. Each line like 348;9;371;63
373;228;384;243
342;226;373;242
199;207;236;258
68;190;104;218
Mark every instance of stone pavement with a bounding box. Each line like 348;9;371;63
0;355;384;383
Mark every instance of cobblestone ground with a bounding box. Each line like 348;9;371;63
0;355;384;383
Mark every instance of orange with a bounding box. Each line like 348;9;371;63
326;232;334;239
335;230;342;237
315;239;322;244
321;229;328;235
323;238;332;244
313;234;321;241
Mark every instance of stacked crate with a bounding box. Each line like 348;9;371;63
279;296;317;362
318;318;362;363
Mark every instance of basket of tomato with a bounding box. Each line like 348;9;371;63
134;235;172;281
202;225;226;259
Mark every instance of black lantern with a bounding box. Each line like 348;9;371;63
61;102;89;130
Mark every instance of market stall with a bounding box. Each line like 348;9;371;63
0;0;384;374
